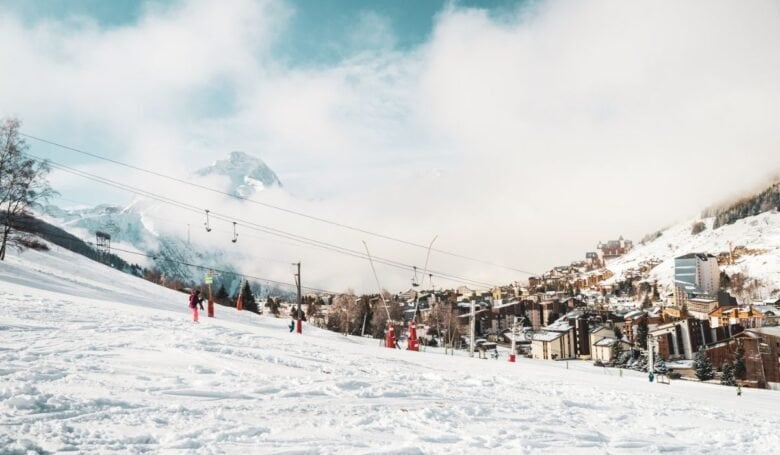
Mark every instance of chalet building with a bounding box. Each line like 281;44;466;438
531;311;611;360
456;286;476;300
589;325;614;348
704;327;780;390
687;297;719;320
597;236;633;259
622;310;646;345
585;251;601;268
709;306;765;329
568;313;595;359
650;318;743;360
531;318;575;360
592;337;631;363
754;305;780;326
398;289;417;302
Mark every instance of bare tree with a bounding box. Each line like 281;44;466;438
369;290;402;338
328;289;360;335
0;118;55;260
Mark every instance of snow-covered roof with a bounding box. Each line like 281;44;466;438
623;310;645;319
594;337;624;347
543;319;572;332
667;360;695;369
532;331;566;342
748;326;780;338
492;299;520;310
752;305;780;316
503;329;533;343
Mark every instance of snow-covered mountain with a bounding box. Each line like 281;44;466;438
605;211;780;300
39;151;283;291
195;151;282;198
41;199;241;289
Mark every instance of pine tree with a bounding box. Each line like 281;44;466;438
215;283;229;305
240;280;258;313
632;352;648;372
216;283;228;300
612;339;624;365
654;357;668;375
694;347;715;381
637;318;649;350
734;342;747;380
265;297;281;317
721;361;737;386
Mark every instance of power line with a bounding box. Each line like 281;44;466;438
29;153;500;289
21;132;536;276
19;225;337;294
51;193;300;266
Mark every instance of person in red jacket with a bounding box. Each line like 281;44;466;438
189;289;204;322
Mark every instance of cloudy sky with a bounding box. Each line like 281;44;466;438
2;0;779;292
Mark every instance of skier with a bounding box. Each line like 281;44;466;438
648;371;655;383
737;384;743;397
289;317;295;333
189;289;204;323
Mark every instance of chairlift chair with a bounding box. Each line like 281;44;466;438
232;222;238;243
204;209;212;232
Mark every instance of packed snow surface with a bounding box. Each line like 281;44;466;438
2;246;780;453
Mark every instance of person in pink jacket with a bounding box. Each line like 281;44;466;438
189;289;204;322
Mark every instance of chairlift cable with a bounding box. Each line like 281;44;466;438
20;132;536;275
32;154;499;288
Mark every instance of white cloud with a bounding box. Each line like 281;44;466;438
2;0;780;292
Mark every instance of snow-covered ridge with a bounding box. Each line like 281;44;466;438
195;151;282;198
38;151;282;287
605;210;780;299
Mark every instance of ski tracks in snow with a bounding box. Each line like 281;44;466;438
2;248;780;453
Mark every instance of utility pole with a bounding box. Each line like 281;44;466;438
470;297;476;358
648;335;654;378
361;301;368;337
294;261;302;334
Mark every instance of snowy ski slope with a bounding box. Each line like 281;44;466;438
1;245;779;453
605;211;780;298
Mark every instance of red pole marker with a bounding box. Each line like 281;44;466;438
236;293;243;311
407;322;419;351
508;354;516;362
208;298;214;318
296;318;302;334
385;323;395;349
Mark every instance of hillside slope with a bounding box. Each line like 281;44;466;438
1;246;780;453
605;210;780;299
